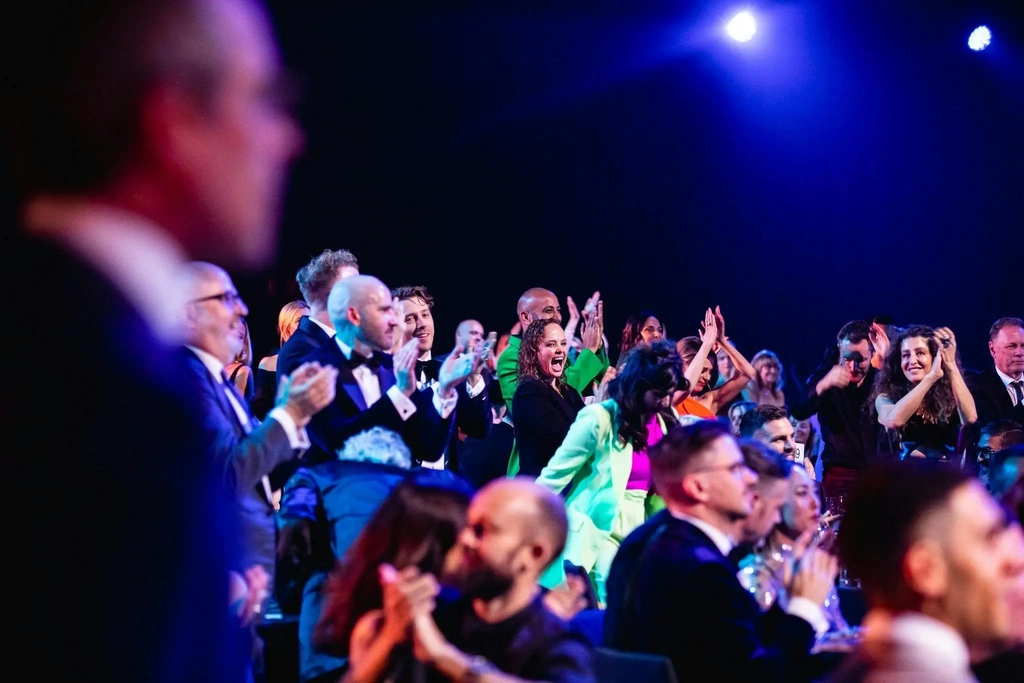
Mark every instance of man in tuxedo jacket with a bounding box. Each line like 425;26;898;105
966;317;1024;465
278;248;361;380
392;287;491;472
179;262;337;577
4;0;302;680
604;421;837;682
300;275;480;465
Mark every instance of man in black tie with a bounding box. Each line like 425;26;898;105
278;248;360;379
391;285;492;472
179;262;338;578
300;275;481;465
604;421;837;682
966;317;1024;468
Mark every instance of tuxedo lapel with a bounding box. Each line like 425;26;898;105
321;341;369;413
379;354;396;395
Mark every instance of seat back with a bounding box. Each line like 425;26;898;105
594;647;679;683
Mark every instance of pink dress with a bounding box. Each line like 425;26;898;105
626;415;664;490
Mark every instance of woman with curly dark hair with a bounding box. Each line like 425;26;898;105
535;340;685;604
311;476;471;682
617;310;665;365
511;318;588;477
873;324;977;461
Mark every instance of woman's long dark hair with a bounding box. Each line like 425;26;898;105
516;318;567;392
619;310;662;358
610;340;686;449
871;325;960;425
313;476;471;654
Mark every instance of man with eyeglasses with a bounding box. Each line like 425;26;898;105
604;421;837;682
975;420;1024;487
179;261;338;581
6;0;303;679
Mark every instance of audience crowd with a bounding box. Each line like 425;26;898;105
8;1;1023;682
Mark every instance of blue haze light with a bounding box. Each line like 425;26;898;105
726;12;757;43
968;26;991;52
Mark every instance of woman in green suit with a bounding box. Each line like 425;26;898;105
535;340;686;603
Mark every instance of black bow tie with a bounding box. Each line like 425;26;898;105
349;351;380;371
417;359;440;383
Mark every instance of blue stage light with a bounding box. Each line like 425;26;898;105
968;26;991;52
726;12;757;43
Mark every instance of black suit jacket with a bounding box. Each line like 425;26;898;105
301;340;453;464
512;378;586;477
604;511;816;682
5;236;241;682
419;355;492;472
967;367;1024;428
965;367;1024;467
278;315;333;378
181;347;303;574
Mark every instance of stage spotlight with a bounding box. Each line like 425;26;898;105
968;26;991;51
726;11;757;43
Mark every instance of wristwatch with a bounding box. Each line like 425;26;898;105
462;656;497;683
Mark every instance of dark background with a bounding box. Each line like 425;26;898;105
243;0;1020;384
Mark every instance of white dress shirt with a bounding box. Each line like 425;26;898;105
416;351;485;471
335;338;457;420
308;316;336;340
873;612;977;682
24;198;188;344
187;345;309;451
671;510;829;636
995;366;1024;406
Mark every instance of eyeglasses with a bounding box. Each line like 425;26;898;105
190;291;245;308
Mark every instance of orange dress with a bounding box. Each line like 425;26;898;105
674;396;716;420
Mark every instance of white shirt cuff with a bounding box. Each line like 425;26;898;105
786;596;829;636
387;385;418;421
267;407;311;452
432;387;458;419
465;376;486;399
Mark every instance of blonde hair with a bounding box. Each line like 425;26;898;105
278;300;310;346
750;349;784;392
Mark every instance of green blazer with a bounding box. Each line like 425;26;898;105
534;400;636;589
497;335;609;476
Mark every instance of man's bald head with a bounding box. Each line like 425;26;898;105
455;319;485;350
477;478;568;569
516;288;561;327
326;274;398;351
178;261;248;363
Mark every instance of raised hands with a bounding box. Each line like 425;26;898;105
593;366;617;402
438;342;485;397
817;363;852;395
393;338;420;397
713;305;728;343
379;563;439;642
580;296;604;354
543;573;590;621
869;322;890;361
790;543;840;607
934;327;958;369
279;361;339;427
927;343;945;381
564;296;580;341
698;308;718;351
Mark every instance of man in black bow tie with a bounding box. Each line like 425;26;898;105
299;276;481;466
391;285;492;472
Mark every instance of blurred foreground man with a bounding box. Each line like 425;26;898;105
832;463;1024;683
4;0;302;679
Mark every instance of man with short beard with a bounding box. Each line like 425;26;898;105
350;479;594;683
